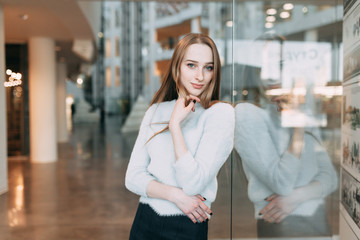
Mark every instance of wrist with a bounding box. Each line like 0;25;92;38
292;188;304;205
167;186;181;203
169;121;180;132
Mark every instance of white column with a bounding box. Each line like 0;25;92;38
28;37;57;163
304;29;318;41
191;17;201;33
56;62;68;143
0;4;8;194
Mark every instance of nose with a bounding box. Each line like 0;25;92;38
195;68;204;81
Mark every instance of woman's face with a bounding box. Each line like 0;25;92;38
179;43;214;97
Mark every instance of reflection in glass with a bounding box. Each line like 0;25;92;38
232;1;342;238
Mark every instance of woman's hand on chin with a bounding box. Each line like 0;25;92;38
169;95;200;131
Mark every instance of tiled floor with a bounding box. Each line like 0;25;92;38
0;116;339;240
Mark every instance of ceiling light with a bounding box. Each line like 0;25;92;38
265;22;274;28
226;21;233;27
302;7;308;13
266;8;277;15
77;78;83;85
283;3;294;11
280;11;291;19
20;14;28;20
266;16;276;22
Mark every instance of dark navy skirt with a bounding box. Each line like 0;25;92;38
129;203;208;240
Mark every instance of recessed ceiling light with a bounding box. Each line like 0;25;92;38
280;11;291;19
266;16;276;22
266;8;277;15
265;22;274;28
283;3;294;11
20;14;29;20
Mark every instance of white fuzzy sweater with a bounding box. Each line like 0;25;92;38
234;103;338;218
125;100;235;216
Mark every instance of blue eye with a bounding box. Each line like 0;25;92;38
187;63;195;68
206;65;214;71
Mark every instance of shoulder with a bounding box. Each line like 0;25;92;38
234;102;264;122
207;101;234;116
235;102;261;113
204;102;234;128
145;100;175;123
147;100;175;115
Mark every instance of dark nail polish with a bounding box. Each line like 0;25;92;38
259;213;262;216
206;219;209;222
210;213;213;216
193;100;196;104
203;197;207;200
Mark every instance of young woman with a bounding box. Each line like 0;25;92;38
125;33;234;240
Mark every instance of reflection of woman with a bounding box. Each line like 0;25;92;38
125;33;234;240
234;33;338;238
235;101;338;237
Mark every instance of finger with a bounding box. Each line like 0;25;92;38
191;211;204;223
274;213;287;223
192;100;196;112
265;194;279;201
195;194;206;201
187;213;197;224
188;95;201;103
199;201;212;215
263;208;282;221
259;201;276;215
268;210;283;223
185;100;196;112
195;208;208;222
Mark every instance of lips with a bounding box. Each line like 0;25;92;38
191;83;203;89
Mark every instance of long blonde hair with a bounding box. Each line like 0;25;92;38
151;33;221;108
147;33;221;141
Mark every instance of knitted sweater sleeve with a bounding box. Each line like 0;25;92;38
125;104;157;197
234;103;301;196
307;130;338;197
174;103;235;196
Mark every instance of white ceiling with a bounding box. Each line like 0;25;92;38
0;0;343;43
0;0;97;43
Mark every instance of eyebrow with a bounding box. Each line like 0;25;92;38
184;59;214;65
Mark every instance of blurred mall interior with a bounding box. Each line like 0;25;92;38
0;0;356;239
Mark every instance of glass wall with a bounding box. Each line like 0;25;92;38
103;1;343;239
231;0;342;239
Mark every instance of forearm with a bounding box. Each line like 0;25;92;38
292;181;322;204
169;123;188;160
146;180;180;203
287;127;305;159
